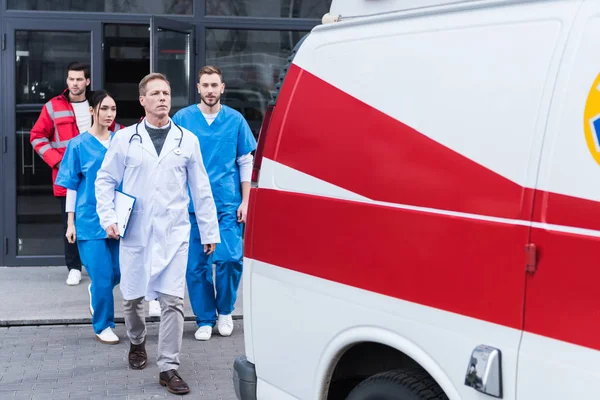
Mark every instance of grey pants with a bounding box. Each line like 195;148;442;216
123;294;184;372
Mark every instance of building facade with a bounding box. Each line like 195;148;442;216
0;0;331;266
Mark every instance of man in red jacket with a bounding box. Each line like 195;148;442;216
30;62;122;285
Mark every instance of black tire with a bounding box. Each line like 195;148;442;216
346;369;449;400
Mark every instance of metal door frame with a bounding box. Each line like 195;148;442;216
0;0;6;266
1;18;101;266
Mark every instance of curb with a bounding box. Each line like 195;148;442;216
0;314;243;328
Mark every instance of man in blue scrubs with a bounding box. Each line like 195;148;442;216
173;65;256;341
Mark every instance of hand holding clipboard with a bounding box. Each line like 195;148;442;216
110;190;136;239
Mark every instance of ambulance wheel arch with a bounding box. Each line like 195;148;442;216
346;369;449;400
315;328;460;400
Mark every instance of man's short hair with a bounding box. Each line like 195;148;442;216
67;62;90;80
139;73;170;96
198;65;223;83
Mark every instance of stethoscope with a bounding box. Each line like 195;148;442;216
125;119;184;167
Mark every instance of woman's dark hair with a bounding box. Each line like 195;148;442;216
87;90;114;123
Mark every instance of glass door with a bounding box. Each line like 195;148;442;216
150;17;195;115
2;20;100;266
103;23;151;127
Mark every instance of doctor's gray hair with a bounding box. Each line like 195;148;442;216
139;73;170;96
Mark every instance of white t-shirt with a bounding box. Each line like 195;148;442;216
202;111;219;126
72;100;92;133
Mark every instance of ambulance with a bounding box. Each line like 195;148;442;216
233;0;600;399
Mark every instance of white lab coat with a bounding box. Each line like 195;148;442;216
95;118;220;301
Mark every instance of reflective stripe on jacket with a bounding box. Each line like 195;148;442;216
29;88;122;196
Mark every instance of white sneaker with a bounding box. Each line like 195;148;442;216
148;300;161;317
66;269;81;286
95;327;119;344
88;283;94;316
217;314;234;337
194;326;213;341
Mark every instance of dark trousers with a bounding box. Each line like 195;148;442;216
58;196;82;271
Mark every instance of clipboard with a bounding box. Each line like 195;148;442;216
114;190;136;238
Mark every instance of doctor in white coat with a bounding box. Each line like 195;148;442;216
95;72;219;396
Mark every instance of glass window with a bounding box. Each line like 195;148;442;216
8;0;193;15
16;31;91;104
156;30;192;114
104;24;150;126
16;112;64;256
206;0;332;18
206;29;308;137
15;30;91;256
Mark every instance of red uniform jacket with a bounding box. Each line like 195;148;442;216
29;89;123;196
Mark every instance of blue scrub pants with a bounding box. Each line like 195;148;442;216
186;211;243;327
77;239;120;334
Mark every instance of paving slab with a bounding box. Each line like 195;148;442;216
0;267;242;326
0;321;244;399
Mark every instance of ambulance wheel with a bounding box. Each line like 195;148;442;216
346;369;448;400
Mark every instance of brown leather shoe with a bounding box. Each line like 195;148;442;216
128;339;147;370
159;369;190;395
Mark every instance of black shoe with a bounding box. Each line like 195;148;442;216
159;369;190;395
128;339;147;370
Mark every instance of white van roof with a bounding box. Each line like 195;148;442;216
329;0;492;18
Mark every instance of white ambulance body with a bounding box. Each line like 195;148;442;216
233;0;600;399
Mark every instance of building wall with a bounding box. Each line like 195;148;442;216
0;0;332;266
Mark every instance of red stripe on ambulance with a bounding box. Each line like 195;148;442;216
246;188;600;352
246;188;527;331
525;227;600;352
265;64;533;222
250;63;600;353
533;190;600;231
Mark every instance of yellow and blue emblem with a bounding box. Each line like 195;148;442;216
584;74;600;165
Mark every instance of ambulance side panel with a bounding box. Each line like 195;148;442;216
520;1;600;398
245;1;578;399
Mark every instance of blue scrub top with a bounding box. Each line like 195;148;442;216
55;131;114;240
173;105;257;213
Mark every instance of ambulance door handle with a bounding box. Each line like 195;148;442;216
464;345;502;398
525;243;537;274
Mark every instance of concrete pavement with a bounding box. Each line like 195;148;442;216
0;321;244;399
0;266;246;399
0;267;242;327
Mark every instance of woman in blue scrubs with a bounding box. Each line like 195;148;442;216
56;90;120;344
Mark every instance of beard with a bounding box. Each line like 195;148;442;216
200;93;221;107
69;86;86;97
